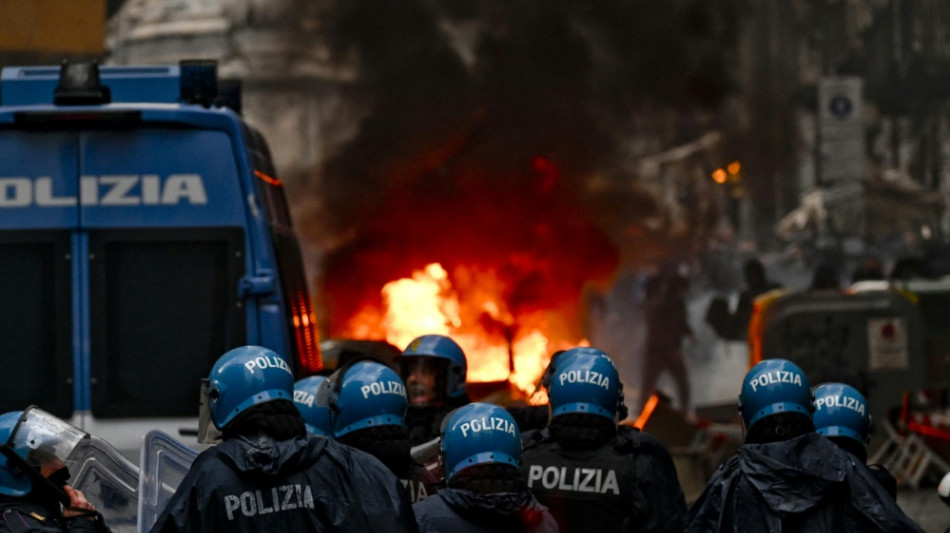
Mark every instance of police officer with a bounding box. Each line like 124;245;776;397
316;359;439;502
0;408;110;533
150;345;418;533
521;346;687;533
687;359;923;532
398;335;471;445
293;376;332;437
413;403;557;533
813;382;898;499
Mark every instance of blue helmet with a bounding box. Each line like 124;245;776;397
548;347;622;422
440;402;521;482
738;359;813;429
0;408;88;497
294;376;331;436
813;382;870;445
208;345;295;429
0;411;30;497
400;335;467;401
320;360;407;438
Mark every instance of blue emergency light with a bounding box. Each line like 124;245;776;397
54;60;111;105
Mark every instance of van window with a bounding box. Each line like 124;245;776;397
88;228;246;418
244;125;292;227
0;232;73;418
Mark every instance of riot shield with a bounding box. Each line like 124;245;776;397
137;430;198;533
67;435;141;533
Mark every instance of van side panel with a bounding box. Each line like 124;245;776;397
79;129;246;228
0;131;78;228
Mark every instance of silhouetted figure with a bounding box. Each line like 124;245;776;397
641;272;693;413
705;258;780;341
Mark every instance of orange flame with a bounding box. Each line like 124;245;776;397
343;262;584;402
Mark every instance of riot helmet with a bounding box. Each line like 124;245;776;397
293;376;331;436
813;382;870;445
738;358;813;430
548;347;623;422
0;411;30;496
399;335;467;406
317;360;407;438
0;407;89;498
205;345;295;430
533;349;566;394
440;402;521;483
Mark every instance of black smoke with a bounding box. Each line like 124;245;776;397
301;0;738;336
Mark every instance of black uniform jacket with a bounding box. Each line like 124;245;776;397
0;498;101;533
686;432;924;533
521;426;687;533
149;432;418;533
413;487;558;533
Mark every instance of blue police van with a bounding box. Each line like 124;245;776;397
0;60;322;454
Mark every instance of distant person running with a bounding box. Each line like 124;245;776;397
640;271;693;413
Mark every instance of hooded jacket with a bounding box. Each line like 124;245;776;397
149;432;418;533
686;433;923;533
413;487;557;533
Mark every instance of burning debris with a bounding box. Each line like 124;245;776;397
294;0;737;393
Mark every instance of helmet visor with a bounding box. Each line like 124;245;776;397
197;378;223;444
7;407;87;476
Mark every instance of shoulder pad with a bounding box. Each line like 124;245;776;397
613;425;642;452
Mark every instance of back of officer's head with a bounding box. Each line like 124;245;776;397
208;345;304;439
813;382;871;462
738;358;814;444
547;347;625;449
441;403;523;494
293;375;331;437
317;360;411;474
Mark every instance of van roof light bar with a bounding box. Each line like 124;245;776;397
54;60;111;106
215;79;242;114
179;59;218;107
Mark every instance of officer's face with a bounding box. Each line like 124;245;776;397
37;455;66;479
405;359;439;406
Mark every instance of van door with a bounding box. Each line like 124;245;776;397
79;128;248;420
0;131;78;418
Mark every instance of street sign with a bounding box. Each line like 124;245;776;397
819;77;865;183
